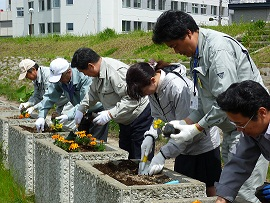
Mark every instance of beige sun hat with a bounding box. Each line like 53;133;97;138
18;59;35;80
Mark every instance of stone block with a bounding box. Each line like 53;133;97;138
34;139;129;203
8;124;68;195
73;160;206;203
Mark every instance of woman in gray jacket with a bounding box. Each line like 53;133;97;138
126;61;221;196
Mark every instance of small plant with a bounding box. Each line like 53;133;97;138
19;111;30;119
51;131;105;152
153;119;165;130
50;119;63;132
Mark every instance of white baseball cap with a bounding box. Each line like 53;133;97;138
18;59;35;80
49;58;70;83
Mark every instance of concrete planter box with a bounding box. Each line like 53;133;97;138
34;139;129;203
0;114;36;168
73;160;206;203
8;124;69;194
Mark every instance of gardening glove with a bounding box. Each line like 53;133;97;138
75;110;84;125
168;121;201;143
35;117;45;132
141;126;158;160
93;110;111;125
19;102;30;111
55;114;69;124
255;182;270;203
25;106;36;114
148;152;165;176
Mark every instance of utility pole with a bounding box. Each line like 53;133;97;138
29;8;34;36
218;0;222;26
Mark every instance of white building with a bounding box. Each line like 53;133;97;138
2;0;229;37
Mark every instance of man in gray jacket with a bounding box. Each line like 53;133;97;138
72;48;153;159
152;10;268;203
215;80;270;203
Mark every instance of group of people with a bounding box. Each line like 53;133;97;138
17;10;270;203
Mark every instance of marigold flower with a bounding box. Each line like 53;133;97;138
58;136;65;142
69;143;79;151
19;114;24;119
87;134;92;138
90;141;97;146
91;137;96;141
192;200;202;203
52;134;60;139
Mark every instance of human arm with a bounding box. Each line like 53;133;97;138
215;197;230;203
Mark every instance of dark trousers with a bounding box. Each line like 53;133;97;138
78;106;109;142
119;104;154;160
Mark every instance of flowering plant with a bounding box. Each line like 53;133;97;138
51;131;105;152
153;119;165;129
50;119;63;132
19;111;30;119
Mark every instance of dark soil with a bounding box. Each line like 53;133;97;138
93;159;172;186
19;124;53;133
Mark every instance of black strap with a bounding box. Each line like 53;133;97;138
223;35;254;73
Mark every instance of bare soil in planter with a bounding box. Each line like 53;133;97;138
7;115;34;119
93;159;172;186
19;125;55;133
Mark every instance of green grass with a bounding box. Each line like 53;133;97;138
0;144;34;203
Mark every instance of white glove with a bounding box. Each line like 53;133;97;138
169;121;201;143
148;152;165;175
26;106;35;114
35;117;45;132
141;136;154;161
144;125;158;139
55;115;69;124
93;111;111;125
75;110;84;125
19;102;30;111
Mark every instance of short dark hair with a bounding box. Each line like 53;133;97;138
217;80;270;119
71;47;100;70
152;10;199;44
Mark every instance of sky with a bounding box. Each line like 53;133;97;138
0;1;6;10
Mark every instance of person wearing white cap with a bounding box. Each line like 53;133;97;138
35;58;108;141
18;58;68;116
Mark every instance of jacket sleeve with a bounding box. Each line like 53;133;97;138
28;81;41;106
215;135;261;202
38;83;63;118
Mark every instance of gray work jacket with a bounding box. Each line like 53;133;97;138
78;57;149;125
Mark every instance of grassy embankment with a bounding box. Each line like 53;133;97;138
0;22;269;201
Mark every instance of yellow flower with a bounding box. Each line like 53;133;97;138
153;119;165;129
58;136;65;142
90;141;97;146
91;137;96;141
52;134;60;140
69;143;79;151
192;200;202;203
87;134;92;138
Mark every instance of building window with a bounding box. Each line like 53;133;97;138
147;22;155;31
122;20;131;32
48;23;52;33
29;24;34;35
134;0;141;8
122;0;131;8
171;1;178;10
0;20;12;28
66;23;73;31
192;3;198;14
201;4;207;15
158;0;166;10
147;0;155;9
221;7;225;16
53;22;60;33
39;0;45;11
39;23;45;34
67;0;73;4
134;21;141;30
28;1;34;10
180;2;187;12
47;0;51;10
211;5;217;15
16;7;24;17
53;0;60;7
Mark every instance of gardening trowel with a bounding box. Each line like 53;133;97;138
65;125;79;141
138;155;149;175
162;123;180;138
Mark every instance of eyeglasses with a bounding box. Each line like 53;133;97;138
230;114;254;130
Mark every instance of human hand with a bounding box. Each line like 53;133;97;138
255;182;270;203
93;111;111;125
148;152;165;175
141;136;154;162
75;110;84;125
35;117;45;132
26;106;35;114
19;102;30;111
168;121;201;143
215;196;229;203
55;115;68;124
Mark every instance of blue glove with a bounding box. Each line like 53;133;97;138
262;184;270;199
255;182;270;203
